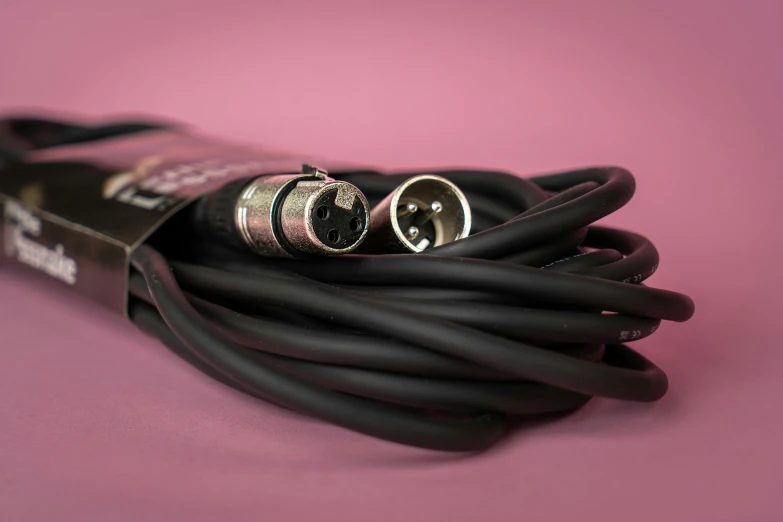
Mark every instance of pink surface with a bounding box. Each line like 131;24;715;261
1;1;782;520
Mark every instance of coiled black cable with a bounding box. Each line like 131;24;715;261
1;117;694;452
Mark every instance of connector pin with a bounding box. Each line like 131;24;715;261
414;200;443;226
397;202;418;217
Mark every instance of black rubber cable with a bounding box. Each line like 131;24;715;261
131;247;508;452
1;116;695;452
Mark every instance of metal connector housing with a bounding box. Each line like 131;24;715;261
235;166;370;257
360;174;471;253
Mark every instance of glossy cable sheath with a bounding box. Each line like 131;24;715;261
128;164;693;451
1;117;695;452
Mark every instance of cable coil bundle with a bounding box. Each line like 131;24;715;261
2;118;695;451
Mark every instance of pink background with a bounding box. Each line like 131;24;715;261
1;1;782;520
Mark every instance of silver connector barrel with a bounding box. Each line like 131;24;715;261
234;166;370;257
359;174;471;254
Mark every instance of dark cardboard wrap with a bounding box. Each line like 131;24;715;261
0;130;351;315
